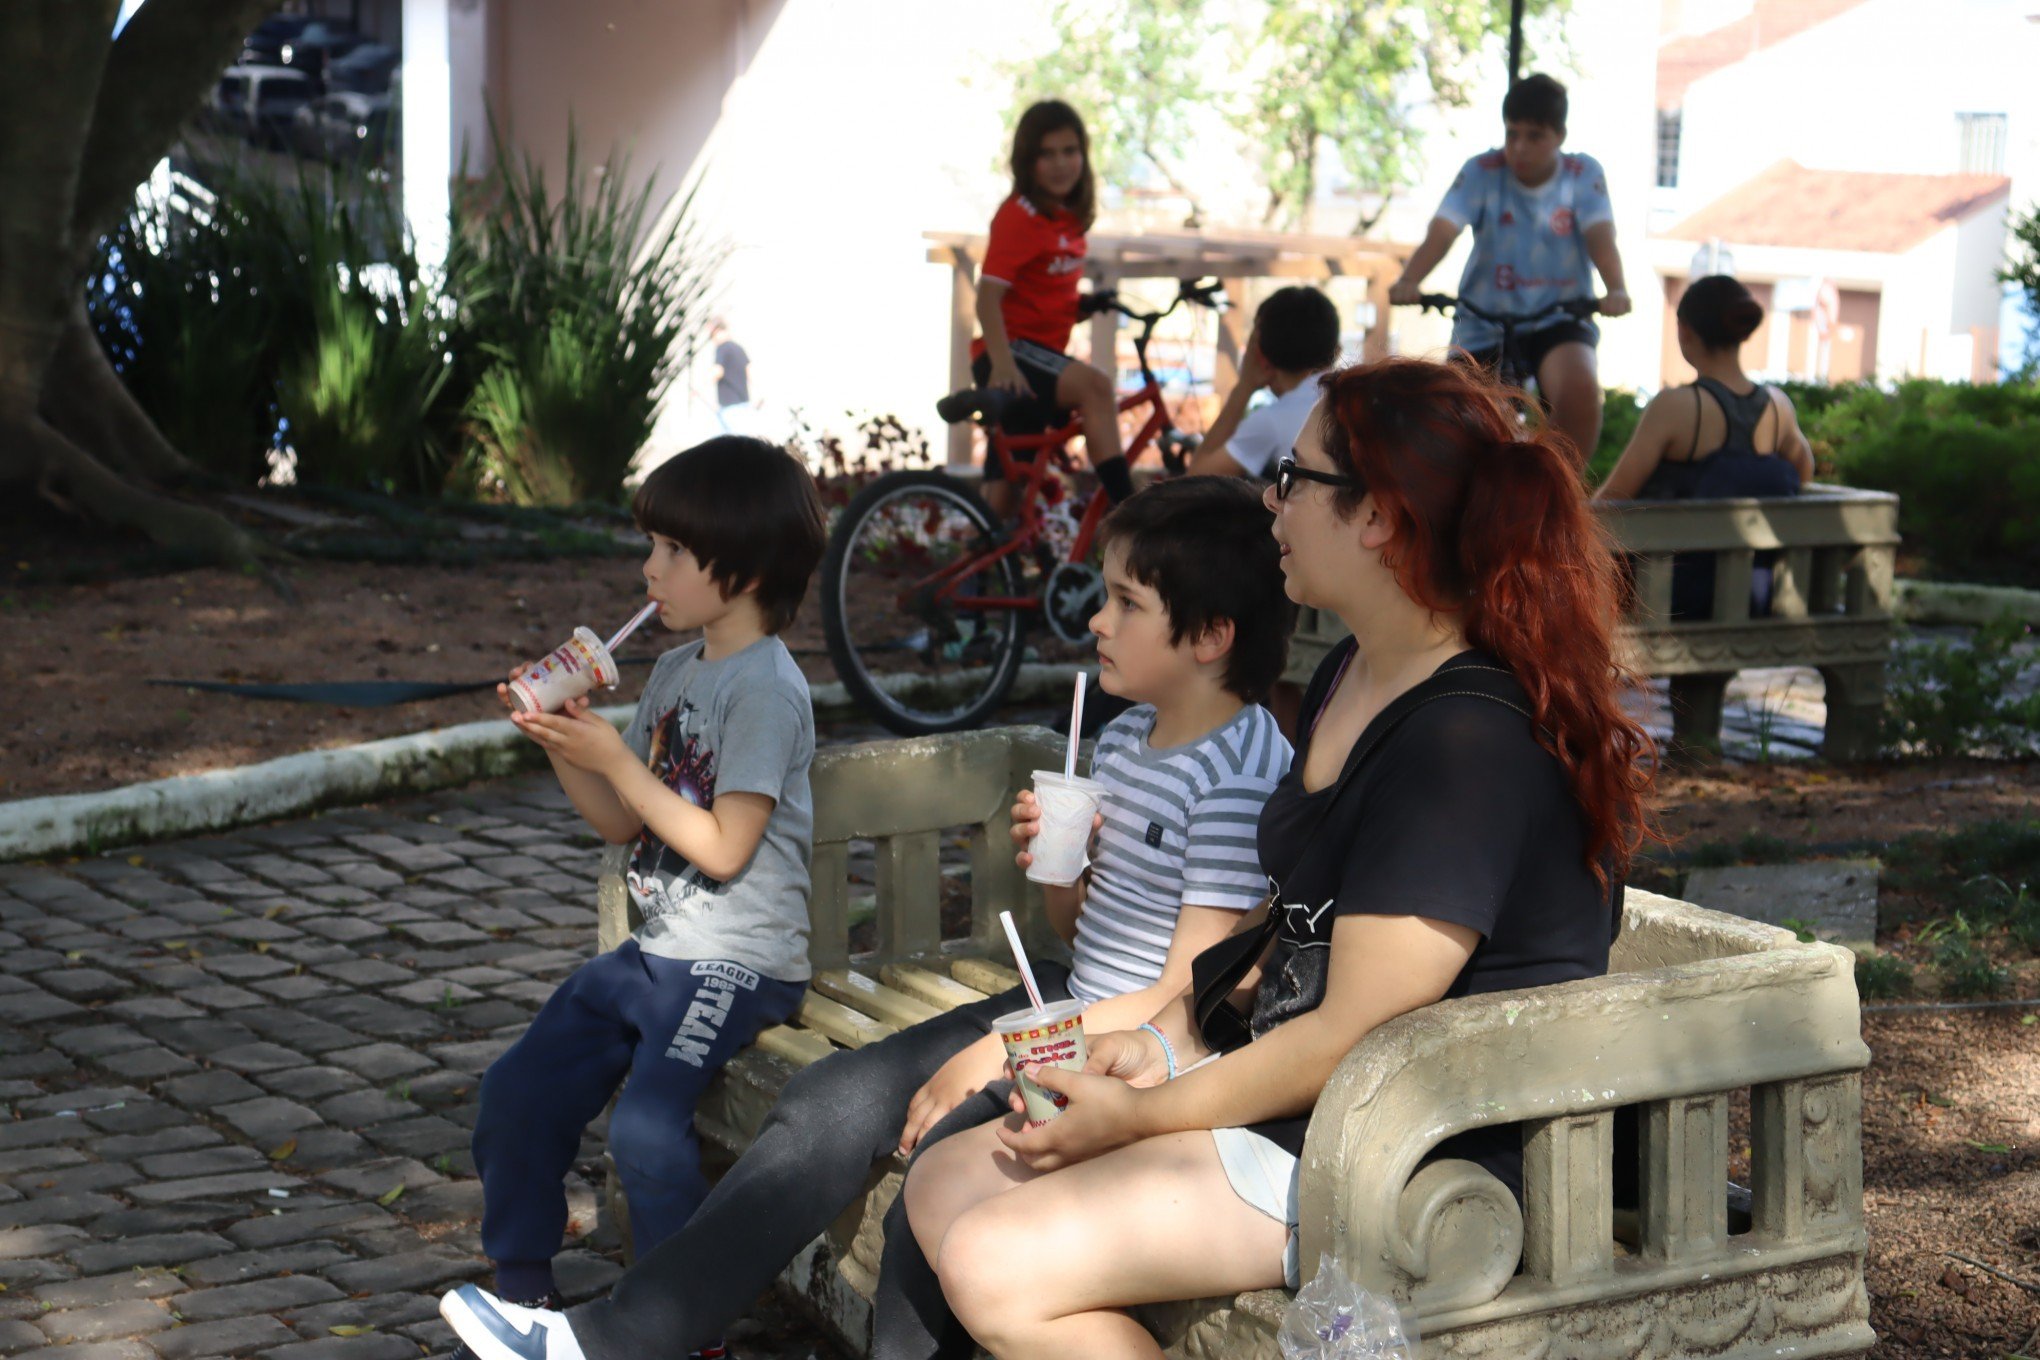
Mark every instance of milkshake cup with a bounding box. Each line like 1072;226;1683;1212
995;999;1088;1127
507;627;621;714
1024;771;1107;887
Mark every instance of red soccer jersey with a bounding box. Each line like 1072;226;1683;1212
972;194;1087;360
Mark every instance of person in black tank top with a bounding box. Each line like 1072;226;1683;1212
1596;275;1814;615
890;359;1656;1357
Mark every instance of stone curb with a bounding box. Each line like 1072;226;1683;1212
0;665;1086;863
1894;579;2040;627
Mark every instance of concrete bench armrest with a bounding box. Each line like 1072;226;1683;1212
1297;938;1869;1319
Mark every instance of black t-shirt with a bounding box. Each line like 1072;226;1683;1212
1230;642;1618;1197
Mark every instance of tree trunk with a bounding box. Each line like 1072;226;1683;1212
0;0;288;571
43;300;205;486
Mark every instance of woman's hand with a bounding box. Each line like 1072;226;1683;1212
511;700;629;776
997;1064;1146;1171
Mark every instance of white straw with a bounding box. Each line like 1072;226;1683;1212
1063;671;1086;780
999;910;1048;1015
606;600;660;654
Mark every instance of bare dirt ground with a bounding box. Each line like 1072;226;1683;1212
0;543;838;802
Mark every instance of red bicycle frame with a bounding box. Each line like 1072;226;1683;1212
907;376;1173;614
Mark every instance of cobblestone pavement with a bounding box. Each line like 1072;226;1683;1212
0;775;841;1360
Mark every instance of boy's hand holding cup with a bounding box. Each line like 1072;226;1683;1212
1011;778;1107;885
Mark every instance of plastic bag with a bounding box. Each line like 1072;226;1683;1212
1278;1255;1418;1360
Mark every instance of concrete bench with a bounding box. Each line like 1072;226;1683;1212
596;726;1875;1358
1284;484;1900;761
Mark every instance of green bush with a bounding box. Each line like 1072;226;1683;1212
449;122;720;506
89;167;291;484
1806;380;2040;586
1854;951;1913;1000
1882;616;2040;759
90;161;458;494
90;123;720;508
1586;387;1642;485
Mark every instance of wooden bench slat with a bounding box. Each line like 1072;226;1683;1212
753;1023;836;1068
798;991;898;1049
814;969;943;1029
949;957;1023;996
880;963;990;1011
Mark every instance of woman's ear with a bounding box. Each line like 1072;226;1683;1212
1355;496;1395;553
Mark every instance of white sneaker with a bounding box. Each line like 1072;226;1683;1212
441;1284;588;1360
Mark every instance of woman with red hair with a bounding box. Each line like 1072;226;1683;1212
893;357;1657;1359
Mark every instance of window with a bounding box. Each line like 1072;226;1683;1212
1957;112;2007;175
1656;110;1683;189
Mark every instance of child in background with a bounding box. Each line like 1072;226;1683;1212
967;99;1135;517
1389;73;1630;459
1188;285;1342;481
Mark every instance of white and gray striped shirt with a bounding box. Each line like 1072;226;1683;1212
1067;704;1292;1006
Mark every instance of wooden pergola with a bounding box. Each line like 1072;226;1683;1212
924;228;1413;466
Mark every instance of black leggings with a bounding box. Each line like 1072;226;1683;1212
566;969;1069;1360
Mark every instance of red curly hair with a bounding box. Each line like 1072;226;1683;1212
1313;358;1658;884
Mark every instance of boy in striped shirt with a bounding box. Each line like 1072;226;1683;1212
1002;477;1294;1031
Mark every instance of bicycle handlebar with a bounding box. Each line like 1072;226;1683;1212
1414;292;1600;323
1090;277;1226;328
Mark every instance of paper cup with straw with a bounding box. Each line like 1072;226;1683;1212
1026;672;1106;886
993;910;1088;1127
508;600;657;715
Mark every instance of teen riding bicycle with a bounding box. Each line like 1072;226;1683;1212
1388;73;1632;460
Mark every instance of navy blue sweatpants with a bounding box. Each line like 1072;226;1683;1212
471;940;805;1293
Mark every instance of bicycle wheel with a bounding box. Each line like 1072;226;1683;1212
820;470;1029;735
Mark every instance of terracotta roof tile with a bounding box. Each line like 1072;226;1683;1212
1658;0;1871;110
1666;160;2011;254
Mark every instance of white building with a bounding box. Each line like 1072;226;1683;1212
1647;0;2038;383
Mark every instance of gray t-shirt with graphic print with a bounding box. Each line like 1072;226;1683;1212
622;636;814;981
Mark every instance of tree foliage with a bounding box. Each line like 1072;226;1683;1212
1999;203;2040;372
1007;0;1567;231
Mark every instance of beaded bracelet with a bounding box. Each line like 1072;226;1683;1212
1138;1022;1179;1081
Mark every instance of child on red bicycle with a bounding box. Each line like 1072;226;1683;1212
1388;74;1631;458
971;99;1135;515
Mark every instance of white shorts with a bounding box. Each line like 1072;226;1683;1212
1212;1126;1302;1289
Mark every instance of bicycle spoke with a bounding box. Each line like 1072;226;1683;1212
823;474;1028;733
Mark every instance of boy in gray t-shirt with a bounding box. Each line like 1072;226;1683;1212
463;436;826;1347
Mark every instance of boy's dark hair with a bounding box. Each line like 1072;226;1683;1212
1502;73;1568;133
1097;477;1295;703
1677;274;1765;351
1254;286;1341;373
631;436;826;635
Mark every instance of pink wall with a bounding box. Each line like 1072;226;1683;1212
489;0;790;234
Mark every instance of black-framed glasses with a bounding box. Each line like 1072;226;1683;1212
1273;454;1363;502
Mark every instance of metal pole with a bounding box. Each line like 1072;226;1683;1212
1508;0;1527;87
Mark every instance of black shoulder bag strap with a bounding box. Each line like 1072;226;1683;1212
1189;662;1533;1053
